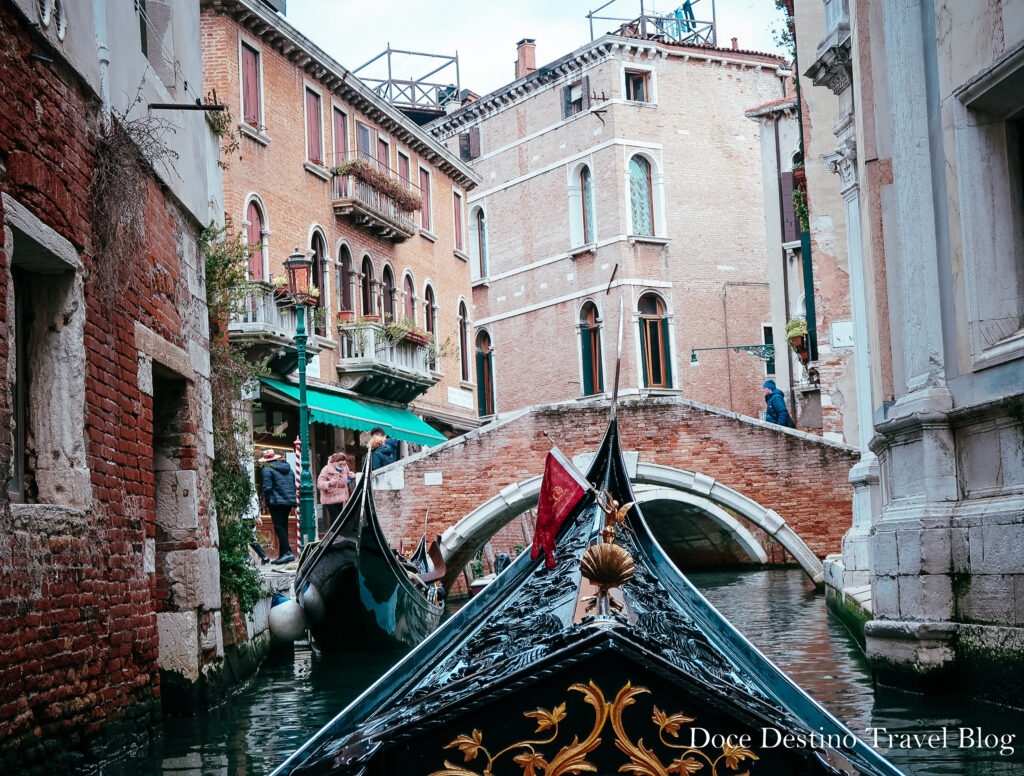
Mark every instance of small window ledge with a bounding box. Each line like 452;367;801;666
460;380;476;390
628;235;670;246
624;100;657;107
568;243;597;258
313;335;336;350
454;249;470;262
238;123;271;146
639;387;682;398
304;161;331;181
471;278;490;288
419;229;438;243
971;328;1024;372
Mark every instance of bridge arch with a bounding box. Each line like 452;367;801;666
438;460;825;590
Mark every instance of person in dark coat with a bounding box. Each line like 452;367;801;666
763;380;796;428
260;449;296;564
369;428;399;469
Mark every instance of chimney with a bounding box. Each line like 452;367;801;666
515;38;536;79
731;37;739;50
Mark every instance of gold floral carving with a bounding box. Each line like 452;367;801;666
429;682;759;776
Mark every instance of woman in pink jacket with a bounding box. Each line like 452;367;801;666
317;452;351;528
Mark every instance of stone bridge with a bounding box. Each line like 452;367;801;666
373;396;859;590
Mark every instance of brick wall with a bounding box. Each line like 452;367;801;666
0;6;212;771
376;398;858;572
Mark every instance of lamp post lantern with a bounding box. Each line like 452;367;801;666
284;246;316;546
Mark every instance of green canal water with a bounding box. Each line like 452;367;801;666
99;569;1024;776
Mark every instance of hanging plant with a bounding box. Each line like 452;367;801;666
330;157;423;213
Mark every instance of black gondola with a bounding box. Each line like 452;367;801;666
294;456;445;653
273;415;905;776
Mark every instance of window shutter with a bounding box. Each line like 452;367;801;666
594;329;604;391
469;126;481;159
581;75;591;111
661;319;673;388
639;321;650;388
562;85;572;119
476;351;488;415
781;170;797;243
306;90;322;163
333;109;347;159
580;328;594;396
459;132;471;161
242;46;260;127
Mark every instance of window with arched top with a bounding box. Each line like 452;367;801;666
638;293;671;388
580;166;595;244
629;155;654;237
361;256;375;316
424;285;437;369
403;274;415;320
476;330;495;416
469;206;488;280
458;301;469;382
381;266;396;321
245;200;266;280
310;231;327;335
336;244;353;312
579;302;603;396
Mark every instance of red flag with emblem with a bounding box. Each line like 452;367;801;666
530;447;590;569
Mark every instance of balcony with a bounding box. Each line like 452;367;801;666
330;152;418;243
227;283;320;373
335;319;439;404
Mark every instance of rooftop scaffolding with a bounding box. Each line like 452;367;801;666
353;45;460;125
587;0;717;46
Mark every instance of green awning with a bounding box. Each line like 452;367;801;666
259;377;446;447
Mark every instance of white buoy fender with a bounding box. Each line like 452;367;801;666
268;593;307;641
298;581;325;624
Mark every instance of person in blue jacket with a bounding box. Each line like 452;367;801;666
763;380;796;428
369;427;399;469
260;449;296;564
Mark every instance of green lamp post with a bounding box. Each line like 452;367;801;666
284;246;316;547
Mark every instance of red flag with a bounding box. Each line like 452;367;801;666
530;448;590;569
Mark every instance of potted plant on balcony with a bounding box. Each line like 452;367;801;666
786;317;810;363
337;308;356;323
383;315;432;346
270;274;290;301
330;157;423;213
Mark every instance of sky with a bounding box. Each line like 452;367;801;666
284;0;787;98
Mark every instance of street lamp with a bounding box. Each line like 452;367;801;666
689;344;775;366
284;246;316;547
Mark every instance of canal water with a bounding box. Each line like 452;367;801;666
100;569;1024;776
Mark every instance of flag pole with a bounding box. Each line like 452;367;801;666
610;294;624;421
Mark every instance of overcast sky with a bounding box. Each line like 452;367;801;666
284;0;787;97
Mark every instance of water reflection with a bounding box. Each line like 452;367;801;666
689;569;1024;776
101;570;1024;776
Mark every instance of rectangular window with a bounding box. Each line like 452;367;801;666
453;192;464;251
305;88;323;163
242;43;262;128
625;70;649;102
332;107;347;161
420;168;431;230
569;82;583;114
377;137;389;172
763;325;776;375
397;152;411;185
357;123;373;162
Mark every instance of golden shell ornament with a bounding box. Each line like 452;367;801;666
580;543;635;590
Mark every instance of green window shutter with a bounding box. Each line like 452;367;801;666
595;330;604;392
580;328;594;396
661;318;673;388
476;351;487;415
639;322;650;388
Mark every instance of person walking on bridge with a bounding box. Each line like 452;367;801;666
762;380;796;429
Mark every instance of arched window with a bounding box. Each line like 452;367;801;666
381;266;396;322
336;244;353;312
580;166;595;244
629;155;654;237
579;302;603;396
638;293;671;388
245;200;266;280
476;330;495;416
469;206;487;280
458;301;469;382
310;231;327;335
424;284;437;369
361;255;375;316
403;274;415;320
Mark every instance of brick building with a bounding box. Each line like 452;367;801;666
1;0;225;770
428;30;790;421
200;0;480;541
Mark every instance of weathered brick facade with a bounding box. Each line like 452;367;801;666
0;1;220;770
430;37;791;422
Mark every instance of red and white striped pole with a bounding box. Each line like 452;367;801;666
293;436;303;551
